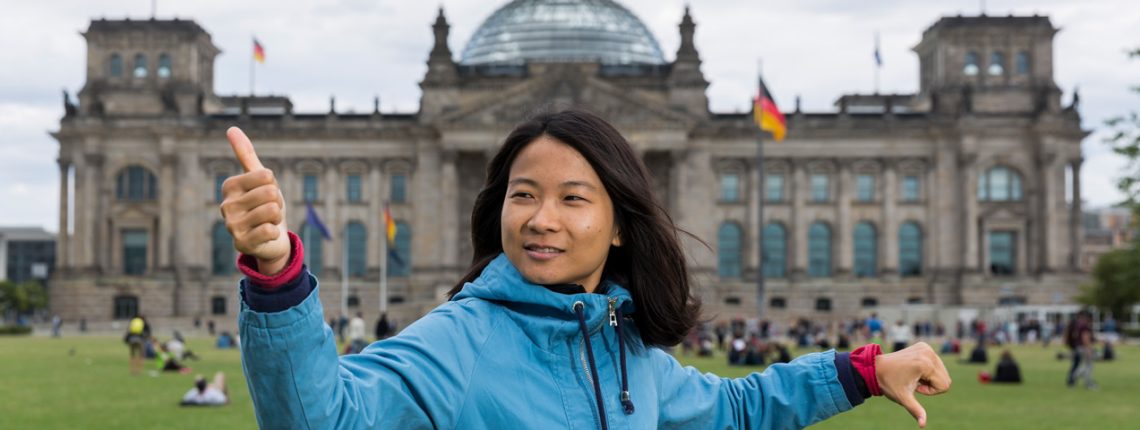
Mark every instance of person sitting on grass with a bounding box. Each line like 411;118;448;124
993;350;1022;384
181;372;229;406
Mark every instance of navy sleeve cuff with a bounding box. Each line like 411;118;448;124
241;265;314;313
834;352;866;407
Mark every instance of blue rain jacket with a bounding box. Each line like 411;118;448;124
239;253;856;429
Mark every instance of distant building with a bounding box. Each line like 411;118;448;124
0;227;56;285
52;2;1088;327
1081;207;1135;270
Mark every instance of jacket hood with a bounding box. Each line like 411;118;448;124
451;253;635;346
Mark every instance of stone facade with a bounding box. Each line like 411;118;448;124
51;10;1087;331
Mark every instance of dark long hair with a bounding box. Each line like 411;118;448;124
447;109;701;347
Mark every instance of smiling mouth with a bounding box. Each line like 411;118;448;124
524;244;564;253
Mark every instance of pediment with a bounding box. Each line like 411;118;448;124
436;72;698;130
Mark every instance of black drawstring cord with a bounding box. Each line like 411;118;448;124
574;301;609;430
616;308;635;415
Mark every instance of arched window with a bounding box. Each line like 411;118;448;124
109;54;123;77
978;166;1023;202
861;297;879;308
300;223;324;275
346;222;367;277
964;51;980;75
113;295;139;320
720;172;741;202
211;222;234;275
347;295;360;308
988;51;1005;76
808;222;832;277
157;54;172;78
1015;51;1030;75
769;297;787;309
115;165;158;201
899;222;923;276
389;221;411;277
133;53;148;78
762;223;786;278
853;222;877;277
717;222;743;278
214;173;228;203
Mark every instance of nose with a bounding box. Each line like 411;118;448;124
525;198;561;233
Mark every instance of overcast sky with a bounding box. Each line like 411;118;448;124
2;0;1138;233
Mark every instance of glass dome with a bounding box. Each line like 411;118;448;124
459;0;666;66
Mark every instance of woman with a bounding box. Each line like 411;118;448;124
221;110;950;429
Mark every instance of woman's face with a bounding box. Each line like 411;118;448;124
501;135;621;292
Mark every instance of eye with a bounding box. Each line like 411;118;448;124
564;195;587;202
510;192;533;199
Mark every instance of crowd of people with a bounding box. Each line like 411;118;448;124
678;309;1122;392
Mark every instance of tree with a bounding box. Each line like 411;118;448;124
0;281;49;325
1105;47;1140;213
1079;248;1140;319
1087;47;1140;320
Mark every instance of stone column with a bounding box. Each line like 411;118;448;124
836;161;853;275
670;149;690;228
1069;158;1083;271
960;156;979;272
1039;153;1060;273
791;160;807;275
57;158;70;269
882;160;898;273
89;153;108;272
72;154;89;268
158;153;176;269
440;150;459;269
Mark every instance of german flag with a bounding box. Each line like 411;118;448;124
253;38;266;64
753;76;786;141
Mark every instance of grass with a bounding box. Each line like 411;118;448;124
1;335;1136;429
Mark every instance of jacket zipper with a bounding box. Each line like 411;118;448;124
577;299;618;384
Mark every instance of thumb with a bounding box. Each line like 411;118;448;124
226;126;264;172
896;390;928;428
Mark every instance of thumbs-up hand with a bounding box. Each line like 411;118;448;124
876;342;952;428
220;127;291;276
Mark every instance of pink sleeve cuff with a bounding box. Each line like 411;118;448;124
236;231;305;289
851;343;883;396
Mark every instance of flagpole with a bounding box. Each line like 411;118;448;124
379;202;389;315
250;36;255;96
755;64;767;320
874;31;881;94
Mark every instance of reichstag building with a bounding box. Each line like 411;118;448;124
51;0;1087;329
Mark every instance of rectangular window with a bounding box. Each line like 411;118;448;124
720;173;740;202
856;174;875;202
211;296;227;316
303;174;319;202
902;176;920;202
122;229;148;275
346;174;362;203
988;231;1016;275
390;174;407;203
810;174;830;202
765;174;784;202
214;174;227;203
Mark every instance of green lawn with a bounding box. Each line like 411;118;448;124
1;335;1136;429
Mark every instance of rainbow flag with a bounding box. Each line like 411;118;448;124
753;75;787;141
384;203;397;245
253;38;266;64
